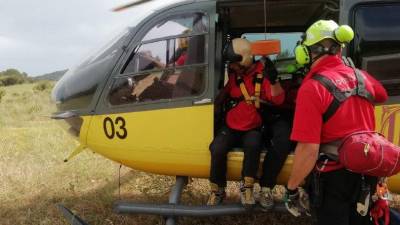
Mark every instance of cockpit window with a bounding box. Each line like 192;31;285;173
108;12;209;106
123;35;207;74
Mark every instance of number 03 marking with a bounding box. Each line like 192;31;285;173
103;117;127;139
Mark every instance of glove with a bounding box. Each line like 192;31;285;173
263;57;278;85
284;187;311;217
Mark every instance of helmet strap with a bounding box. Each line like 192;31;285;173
223;41;243;63
309;43;340;65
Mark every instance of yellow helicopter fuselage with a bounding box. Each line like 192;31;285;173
79;103;400;193
51;0;400;195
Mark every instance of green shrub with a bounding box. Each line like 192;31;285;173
33;81;54;92
0;75;26;86
0;89;5;102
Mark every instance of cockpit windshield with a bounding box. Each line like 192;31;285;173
52;27;130;113
79;28;131;68
51;0;187;114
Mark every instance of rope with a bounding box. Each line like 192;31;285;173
264;0;267;40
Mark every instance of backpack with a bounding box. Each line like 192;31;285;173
314;58;400;177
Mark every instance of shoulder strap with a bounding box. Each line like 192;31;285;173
313;75;352;122
236;75;252;104
312;58;375;123
354;68;375;102
254;73;263;108
235;74;264;109
343;56;375;102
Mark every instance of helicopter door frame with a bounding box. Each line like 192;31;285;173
341;0;400;147
340;0;400;103
95;1;217;115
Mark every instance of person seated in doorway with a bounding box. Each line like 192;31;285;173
207;38;285;207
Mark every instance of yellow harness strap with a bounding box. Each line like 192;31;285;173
254;73;263;109
237;74;263;108
238;76;252;104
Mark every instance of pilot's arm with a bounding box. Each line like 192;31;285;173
141;51;166;69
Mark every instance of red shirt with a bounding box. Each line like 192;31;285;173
175;52;187;66
290;55;388;144
225;61;285;131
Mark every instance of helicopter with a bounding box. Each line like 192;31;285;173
52;0;400;224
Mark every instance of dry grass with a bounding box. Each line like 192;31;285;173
0;83;397;225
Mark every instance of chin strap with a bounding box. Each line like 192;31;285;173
309;43;340;66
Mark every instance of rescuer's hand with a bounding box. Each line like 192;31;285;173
284;187;310;217
263;57;278;85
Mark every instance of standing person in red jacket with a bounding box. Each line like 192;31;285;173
285;20;388;225
207;38;285;207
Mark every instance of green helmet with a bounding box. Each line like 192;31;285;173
303;20;354;46
294;20;354;65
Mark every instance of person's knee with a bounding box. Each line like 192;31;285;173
244;142;261;152
273;120;291;137
271;121;292;147
243;131;262;150
210;140;229;158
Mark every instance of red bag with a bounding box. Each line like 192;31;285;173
338;131;400;177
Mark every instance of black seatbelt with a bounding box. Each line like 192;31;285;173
312;58;375;123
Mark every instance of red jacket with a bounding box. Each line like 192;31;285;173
224;61;285;131
290;55;388;144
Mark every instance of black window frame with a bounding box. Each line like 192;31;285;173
119;32;209;76
350;2;400;97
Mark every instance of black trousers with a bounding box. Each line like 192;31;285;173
307;169;378;225
209;126;262;187
259;114;294;188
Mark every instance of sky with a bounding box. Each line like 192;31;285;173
0;0;182;76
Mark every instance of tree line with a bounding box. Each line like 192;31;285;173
0;68;32;86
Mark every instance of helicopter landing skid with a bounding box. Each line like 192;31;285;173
57;204;90;225
57;176;292;225
113;176;290;225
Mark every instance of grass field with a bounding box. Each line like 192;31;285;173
0;82;396;225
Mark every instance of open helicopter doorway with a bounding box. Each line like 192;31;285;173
211;0;336;183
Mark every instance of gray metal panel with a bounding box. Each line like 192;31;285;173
340;0;400;100
219;0;339;33
95;1;217;115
